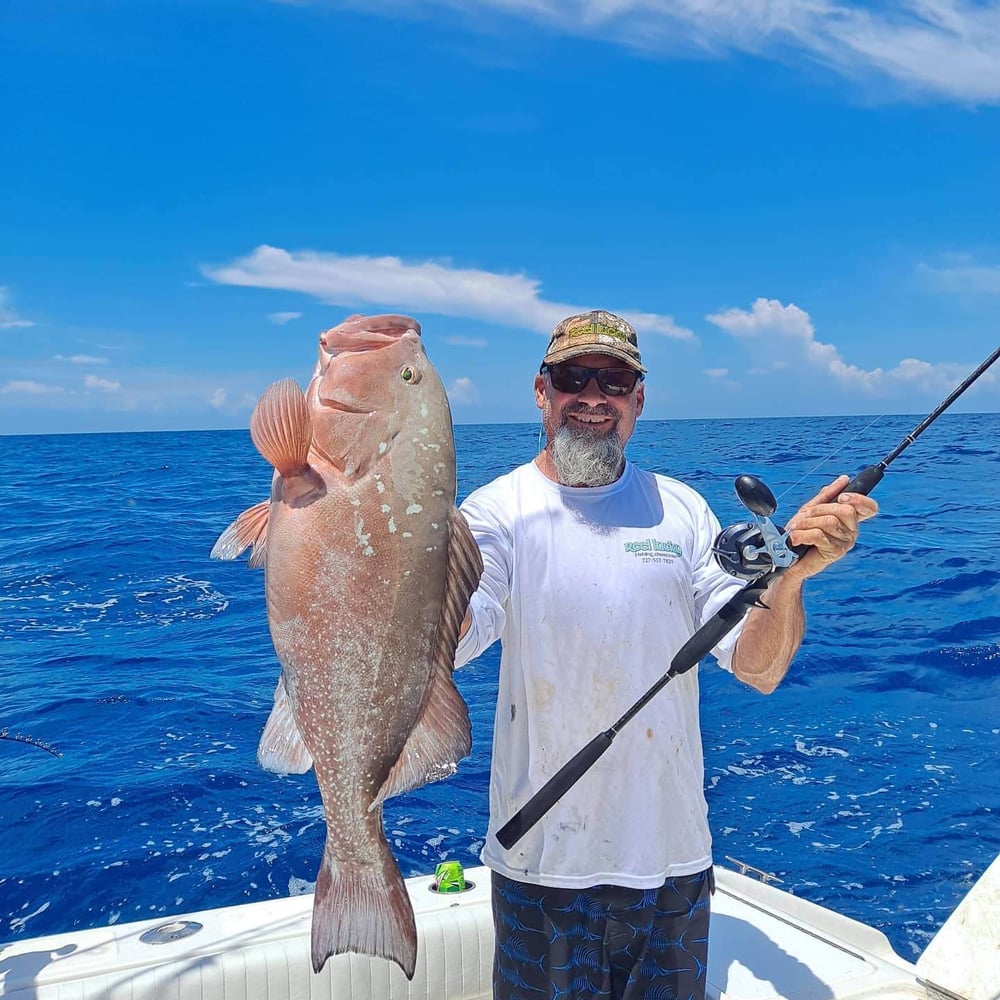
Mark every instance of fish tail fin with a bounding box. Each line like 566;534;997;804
311;845;417;979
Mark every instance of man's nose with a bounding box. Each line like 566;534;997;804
576;374;607;402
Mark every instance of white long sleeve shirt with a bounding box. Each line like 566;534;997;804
455;459;746;889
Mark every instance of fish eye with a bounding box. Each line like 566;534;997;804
400;365;421;384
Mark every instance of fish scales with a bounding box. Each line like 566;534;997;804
211;314;483;977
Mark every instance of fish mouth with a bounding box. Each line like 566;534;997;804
318;396;372;415
320;314;421;353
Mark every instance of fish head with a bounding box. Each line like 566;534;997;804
307;314;452;479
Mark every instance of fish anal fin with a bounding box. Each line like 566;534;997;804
311;845;417;979
257;674;313;774
251;378;313;479
373;507;483;806
210;500;270;564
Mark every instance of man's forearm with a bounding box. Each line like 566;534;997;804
730;569;808;695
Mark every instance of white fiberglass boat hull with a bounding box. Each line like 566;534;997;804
2;856;996;1000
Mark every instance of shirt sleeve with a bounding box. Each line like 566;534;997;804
454;484;513;668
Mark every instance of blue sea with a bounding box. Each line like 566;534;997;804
2;415;998;964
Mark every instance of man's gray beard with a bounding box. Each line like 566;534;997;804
550;422;625;487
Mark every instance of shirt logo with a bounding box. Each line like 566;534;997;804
624;538;683;563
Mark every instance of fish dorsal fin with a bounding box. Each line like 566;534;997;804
251;378;313;479
210;500;270;568
372;507;484;806
257;674;314;774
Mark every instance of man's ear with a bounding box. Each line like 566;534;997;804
635;382;645;418
534;373;547;411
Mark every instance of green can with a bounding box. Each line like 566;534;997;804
434;860;466;892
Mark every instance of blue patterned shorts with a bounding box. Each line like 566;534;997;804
491;868;713;1000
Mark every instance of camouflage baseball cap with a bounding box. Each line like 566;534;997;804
541;310;646;373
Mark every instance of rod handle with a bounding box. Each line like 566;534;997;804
495;730;615;850
843;464;884;497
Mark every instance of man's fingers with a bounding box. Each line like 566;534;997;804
782;475;878;579
799;474;850;509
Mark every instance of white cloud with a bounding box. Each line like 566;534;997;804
0;287;35;329
268;311;303;324
703;368;729;378
447;376;477;404
2;380;62;395
706;296;983;393
55;354;109;364
84;374;122;392
204;245;694;341
309;0;1000;103
919;257;1000;294
210;388;228;409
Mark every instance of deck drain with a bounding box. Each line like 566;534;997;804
140;920;204;945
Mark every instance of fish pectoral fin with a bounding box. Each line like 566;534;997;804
373;655;472;806
372;508;483;806
251;378;314;480
210;500;270;567
256;674;314;774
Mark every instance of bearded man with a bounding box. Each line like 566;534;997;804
455;310;876;1000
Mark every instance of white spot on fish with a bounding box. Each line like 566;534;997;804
378;442;388;455
388;517;397;533
406;503;423;515
376;480;386;493
381;504;391;513
402;531;412;538
355;518;372;553
431;522;439;529
420;402;428;418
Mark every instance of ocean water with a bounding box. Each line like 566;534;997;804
1;414;998;964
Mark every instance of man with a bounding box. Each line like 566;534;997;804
454;310;877;1000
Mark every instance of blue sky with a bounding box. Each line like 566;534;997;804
2;0;999;435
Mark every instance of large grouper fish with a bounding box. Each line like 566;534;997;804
211;314;483;977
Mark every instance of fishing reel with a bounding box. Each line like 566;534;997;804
713;475;799;580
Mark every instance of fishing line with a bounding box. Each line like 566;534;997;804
0;728;62;758
774;412;885;504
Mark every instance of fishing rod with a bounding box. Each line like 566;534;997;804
496;344;1000;851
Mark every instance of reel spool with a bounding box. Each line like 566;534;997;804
713;521;781;579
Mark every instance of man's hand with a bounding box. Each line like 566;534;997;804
732;474;877;694
783;474;879;581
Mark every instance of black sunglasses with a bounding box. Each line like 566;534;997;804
541;363;643;397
